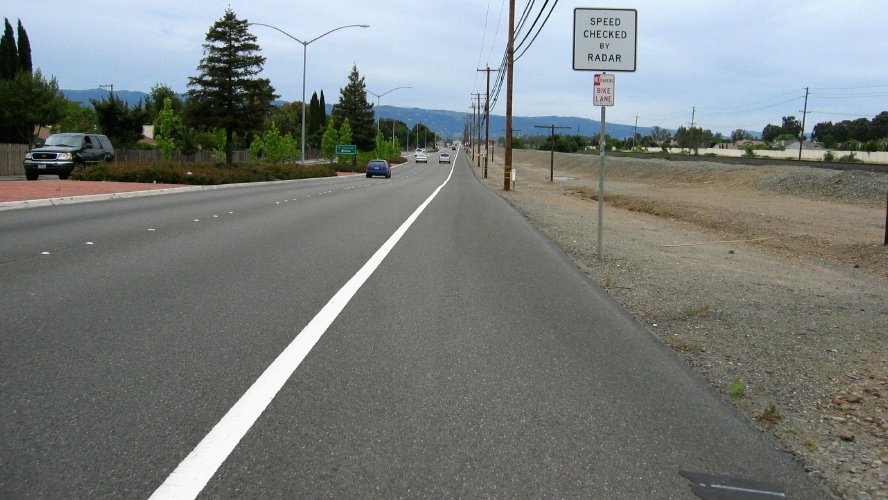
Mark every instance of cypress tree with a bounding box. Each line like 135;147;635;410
307;91;320;146
17;19;31;74
0;19;17;80
319;90;327;127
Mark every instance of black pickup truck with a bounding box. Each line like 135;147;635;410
24;133;115;180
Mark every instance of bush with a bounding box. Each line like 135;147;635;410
71;161;337;185
837;152;863;163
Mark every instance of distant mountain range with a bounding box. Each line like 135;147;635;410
62;89;654;140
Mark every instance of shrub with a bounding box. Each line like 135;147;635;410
729;378;747;399
71;161;336;185
837;152;863;163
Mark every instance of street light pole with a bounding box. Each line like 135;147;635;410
250;22;369;165
368;86;412;134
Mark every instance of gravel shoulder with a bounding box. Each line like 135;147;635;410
472;149;888;499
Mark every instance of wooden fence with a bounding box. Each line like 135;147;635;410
0;143;29;176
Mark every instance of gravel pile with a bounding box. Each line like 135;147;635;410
476;150;888;499
758;169;888;204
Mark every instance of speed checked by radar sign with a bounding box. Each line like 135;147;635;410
573;8;637;72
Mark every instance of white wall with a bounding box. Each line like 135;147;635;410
645;147;888;164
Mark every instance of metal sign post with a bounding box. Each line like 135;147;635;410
594;74;614;260
574;8;636;261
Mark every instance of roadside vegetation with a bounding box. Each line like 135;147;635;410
70;161;337;185
0;11;441;183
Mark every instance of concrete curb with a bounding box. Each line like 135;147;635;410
0;177;333;212
0;160;414;212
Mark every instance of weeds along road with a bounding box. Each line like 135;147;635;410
0;150;831;499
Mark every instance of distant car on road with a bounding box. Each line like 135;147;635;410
416;152;428;163
438;153;451;163
366;159;391;178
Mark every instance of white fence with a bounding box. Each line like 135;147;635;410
646;147;888;164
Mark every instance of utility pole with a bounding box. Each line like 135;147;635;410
478;67;499;178
689;106;696;154
472;93;483;168
798;87;810;160
464;116;471;148
633;113;639;149
99;84;114;98
535;124;572;182
470;99;477;163
504;0;515;191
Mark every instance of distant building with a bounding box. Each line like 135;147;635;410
719;140;765;149
772;140;825;150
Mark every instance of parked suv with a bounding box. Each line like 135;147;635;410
24;133;115;180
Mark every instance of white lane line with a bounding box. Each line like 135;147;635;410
149;158;457;500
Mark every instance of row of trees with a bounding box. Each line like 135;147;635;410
811;112;888;150
0;18;66;144
488;109;888;155
1;10;438;165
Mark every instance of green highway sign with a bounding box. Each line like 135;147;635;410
335;145;356;155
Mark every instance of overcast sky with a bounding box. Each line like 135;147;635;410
5;0;887;136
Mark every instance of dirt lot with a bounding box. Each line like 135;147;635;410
473;149;888;499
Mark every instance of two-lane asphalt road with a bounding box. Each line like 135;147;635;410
1;150;830;498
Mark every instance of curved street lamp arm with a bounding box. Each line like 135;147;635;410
379;86;412;98
307;24;369;45
248;22;306;45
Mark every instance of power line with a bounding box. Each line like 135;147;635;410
481;0;559;113
515;0;558;61
514;0;546;52
472;0;494;92
485;0;508;67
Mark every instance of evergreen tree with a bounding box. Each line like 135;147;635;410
16;20;31;74
155;98;185;160
331;65;375;152
321;119;339;161
0;19;17;80
319;90;326;125
267;101;301;139
0;69;65;144
338;118;353;146
307;90;329;150
0;20;64;144
91;94;150;147
53;99;98;134
308;91;321;147
145;83;184;123
185;8;278;164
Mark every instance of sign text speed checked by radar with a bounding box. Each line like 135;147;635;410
573;8;637;72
